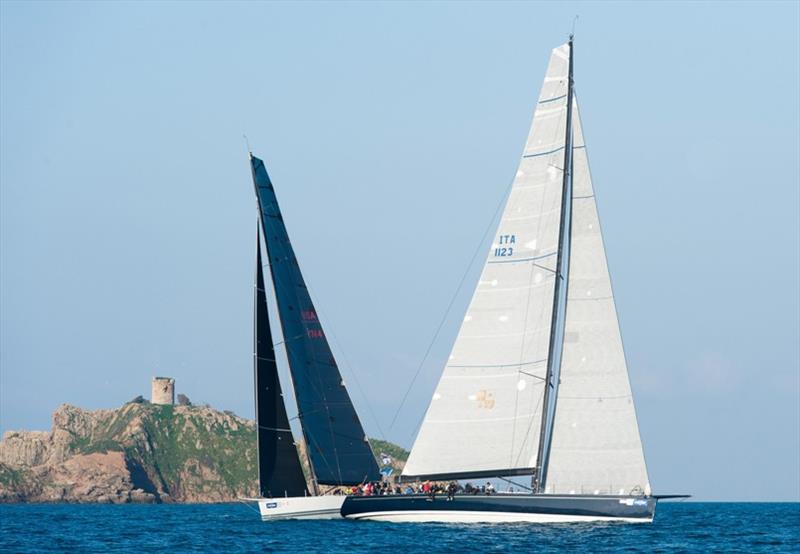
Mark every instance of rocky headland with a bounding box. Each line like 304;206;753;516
0;402;407;504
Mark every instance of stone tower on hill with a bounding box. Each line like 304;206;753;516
151;377;175;405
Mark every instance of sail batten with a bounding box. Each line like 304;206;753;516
402;43;572;480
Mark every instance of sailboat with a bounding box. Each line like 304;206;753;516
248;153;380;519
341;37;684;523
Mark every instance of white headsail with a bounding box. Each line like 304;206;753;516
544;98;650;495
403;44;572;479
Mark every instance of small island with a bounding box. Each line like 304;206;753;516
0;378;407;504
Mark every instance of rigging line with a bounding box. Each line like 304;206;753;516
236;498;262;515
287;406;344;422
499;476;534;492
326;429;379;443
259;226;347;476
257;203;379;485
513;387;545;468
302;430;339;482
519;370;545;381
405;403;428;446
447;358;546;369
259;226;353;411
278;310;358;482
323;395;345;485
259;213;382;444
270;334;302;348
305;321;350;482
265;307;332;413
290;396;341;480
300;278;388;442
508;255;537;467
258;425;293;432
387;179;512;436
523;84;567;309
558;394;633;400
393;96;563;443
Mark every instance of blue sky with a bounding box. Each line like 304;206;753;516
1;1;798;501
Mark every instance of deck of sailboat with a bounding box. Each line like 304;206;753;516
340;493;657;523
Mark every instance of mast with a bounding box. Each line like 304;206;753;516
301;436;320;496
253;224;261;492
534;35;575;493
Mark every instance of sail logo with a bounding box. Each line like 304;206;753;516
303;310;324;339
494;234;515;257
301;310;318;321
619;498;648;507
475;390;495;409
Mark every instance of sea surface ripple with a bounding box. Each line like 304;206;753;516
1;502;798;552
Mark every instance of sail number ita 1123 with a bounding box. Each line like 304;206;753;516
494;234;516;257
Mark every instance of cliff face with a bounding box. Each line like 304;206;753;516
0;402;258;503
0;402;409;504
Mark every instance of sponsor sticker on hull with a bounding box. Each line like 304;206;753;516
619;498;649;507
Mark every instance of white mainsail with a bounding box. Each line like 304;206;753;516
544;98;650;495
403;44;572;479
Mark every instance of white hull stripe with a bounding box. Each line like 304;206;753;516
345;510;653;524
261;508;342;520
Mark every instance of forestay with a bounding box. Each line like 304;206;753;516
544;99;650;495
403;44;572;480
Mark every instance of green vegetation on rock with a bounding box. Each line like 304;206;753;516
0;401;410;503
368;439;409;466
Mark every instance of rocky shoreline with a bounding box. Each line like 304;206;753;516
0;402;260;503
0;402;407;504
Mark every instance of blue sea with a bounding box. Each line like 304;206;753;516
1;502;798;552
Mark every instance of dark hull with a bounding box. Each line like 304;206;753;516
341;493;657;523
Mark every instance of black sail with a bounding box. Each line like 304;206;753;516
254;231;309;498
250;154;380;486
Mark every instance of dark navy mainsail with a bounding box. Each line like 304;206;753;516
254;231;309;498
250;154;380;486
